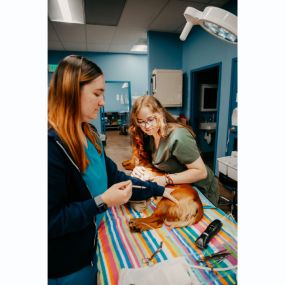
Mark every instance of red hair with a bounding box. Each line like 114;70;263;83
129;95;195;161
48;55;103;171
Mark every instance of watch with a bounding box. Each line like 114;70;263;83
94;195;108;213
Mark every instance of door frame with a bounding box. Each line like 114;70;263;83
189;62;222;171
101;80;132;133
226;57;238;155
105;80;132;111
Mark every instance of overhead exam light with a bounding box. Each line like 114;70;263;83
180;6;237;44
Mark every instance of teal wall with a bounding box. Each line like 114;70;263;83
147;1;237;174
147;31;183;116
48;0;237;173
48;51;148;98
181;3;237;174
148;31;182;88
48;51;147;135
104;81;130;113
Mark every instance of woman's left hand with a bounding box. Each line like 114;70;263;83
131;166;153;181
163;188;179;205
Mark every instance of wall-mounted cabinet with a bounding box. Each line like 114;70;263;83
151;69;183;107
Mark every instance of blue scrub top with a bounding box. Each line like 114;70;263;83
82;138;108;228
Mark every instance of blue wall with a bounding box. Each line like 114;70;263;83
48;0;237;174
147;1;237;174
104;82;130;113
181;5;237;174
48;51;146;134
147;31;183;115
48;51;148;98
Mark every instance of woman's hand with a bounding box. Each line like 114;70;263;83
101;180;132;207
149;175;167;187
163;188;179;205
131;166;153;181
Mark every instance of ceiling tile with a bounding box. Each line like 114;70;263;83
53;22;86;42
112;28;146;45
86;25;116;44
87;43;110;52
48;22;60;41
48;0;235;53
62;41;87;51
48;41;64;50
118;0;168;29
149;1;206;32
108;44;134;53
85;0;126;25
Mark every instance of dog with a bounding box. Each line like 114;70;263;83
122;140;204;232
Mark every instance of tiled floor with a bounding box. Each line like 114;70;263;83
104;130;237;220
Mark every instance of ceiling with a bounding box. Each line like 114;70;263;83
48;0;231;54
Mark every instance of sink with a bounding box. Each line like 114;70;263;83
199;122;216;130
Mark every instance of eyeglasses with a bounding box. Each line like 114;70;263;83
136;116;157;128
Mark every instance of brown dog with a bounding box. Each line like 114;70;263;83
122;146;204;232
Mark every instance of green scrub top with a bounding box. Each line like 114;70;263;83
145;126;219;206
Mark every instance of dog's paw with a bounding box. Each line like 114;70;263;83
129;219;142;232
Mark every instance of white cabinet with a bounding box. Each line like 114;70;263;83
151;69;183;107
217;152;237;181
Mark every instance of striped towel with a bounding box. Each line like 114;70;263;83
97;188;237;285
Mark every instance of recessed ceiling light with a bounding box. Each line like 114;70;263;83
130;44;148;52
48;0;85;24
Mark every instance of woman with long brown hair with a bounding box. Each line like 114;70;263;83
129;95;219;207
48;55;176;285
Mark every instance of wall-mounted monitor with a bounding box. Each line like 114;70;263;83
200;84;218;112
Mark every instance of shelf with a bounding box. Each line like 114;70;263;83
106;125;120;130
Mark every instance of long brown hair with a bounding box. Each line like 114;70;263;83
129;95;195;159
48;55;103;171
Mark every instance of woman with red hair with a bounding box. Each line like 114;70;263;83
48;55;176;285
129;95;219;207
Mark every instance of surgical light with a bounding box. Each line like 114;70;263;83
180;6;237;44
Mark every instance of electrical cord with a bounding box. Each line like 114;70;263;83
187;263;237;272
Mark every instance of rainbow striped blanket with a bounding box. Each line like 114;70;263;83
97;188;237;284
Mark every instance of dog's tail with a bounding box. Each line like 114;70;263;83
164;197;202;228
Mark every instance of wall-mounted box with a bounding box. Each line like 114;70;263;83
151;69;183;107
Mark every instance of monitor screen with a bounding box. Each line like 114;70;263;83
200;84;217;111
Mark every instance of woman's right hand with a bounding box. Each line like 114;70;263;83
101;180;132;207
163;188;179;205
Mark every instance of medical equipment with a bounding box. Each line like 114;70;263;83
195;219;222;249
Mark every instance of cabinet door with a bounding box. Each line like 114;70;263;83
152;69;183;107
